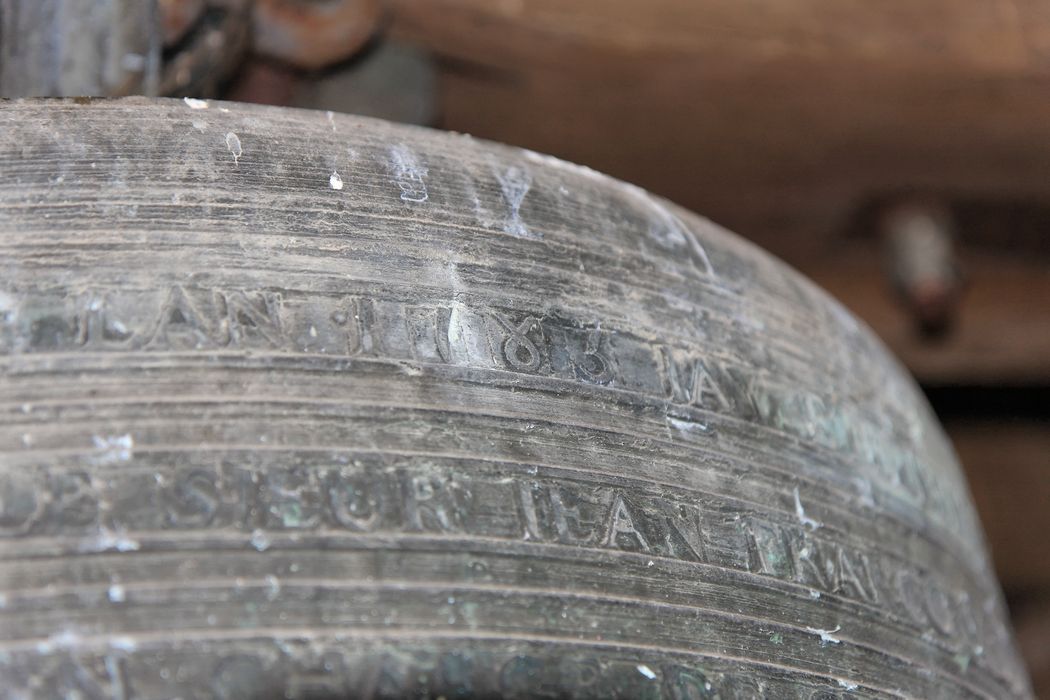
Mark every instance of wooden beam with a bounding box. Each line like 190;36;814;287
807;247;1050;385
949;421;1050;590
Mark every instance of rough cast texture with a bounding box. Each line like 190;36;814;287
0;98;1031;698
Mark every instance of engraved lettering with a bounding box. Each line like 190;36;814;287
549;487;596;545
0;472;43;534
328;474;382;532
663;505;707;562
748;520;880;605
495;313;543;372
572;329;612;384
661;347;730;411
604;493;651;552
348;298;376;355
50;472;99;529
402;473;456;532
923;583;957;638
77;293;133;348
662;665;715;700
517;481;543;541
166;469;220;527
146;285;214;349
744;520;795;578
834;547;879;604
221;290;284;348
434;307;452;363
265;467;322;530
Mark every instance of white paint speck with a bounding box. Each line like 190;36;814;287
806;625;842;646
793;486;821;530
91;434;133;464
837;679;859;691
37;629;81;654
636;664;657;680
83;527;140;553
109;636;138;652
390;145;428;202
108;584;126;603
265;575;281;600
666;415;709;433
808;589;821;599
329;171;343;190
225;132;242;163
250;529;271;552
0;290;17;322
183;97;209;110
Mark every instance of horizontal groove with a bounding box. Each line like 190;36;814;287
0;624;913;697
0;203;871;383
0;367;984;584
0;569;999;695
0;428;985;602
0;526;1004;689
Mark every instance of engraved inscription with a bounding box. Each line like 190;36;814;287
495;313;544;372
0;453;1009;665
661;346;731;411
0;286;969;533
742;516;1003;658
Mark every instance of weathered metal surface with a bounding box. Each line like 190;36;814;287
0;98;1032;697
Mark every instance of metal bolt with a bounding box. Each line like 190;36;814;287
880;197;962;337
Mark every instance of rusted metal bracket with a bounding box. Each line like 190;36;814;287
0;0;383;98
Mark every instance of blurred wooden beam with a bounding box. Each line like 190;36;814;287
949;421;1050;590
808;247;1050;385
390;0;1050;73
